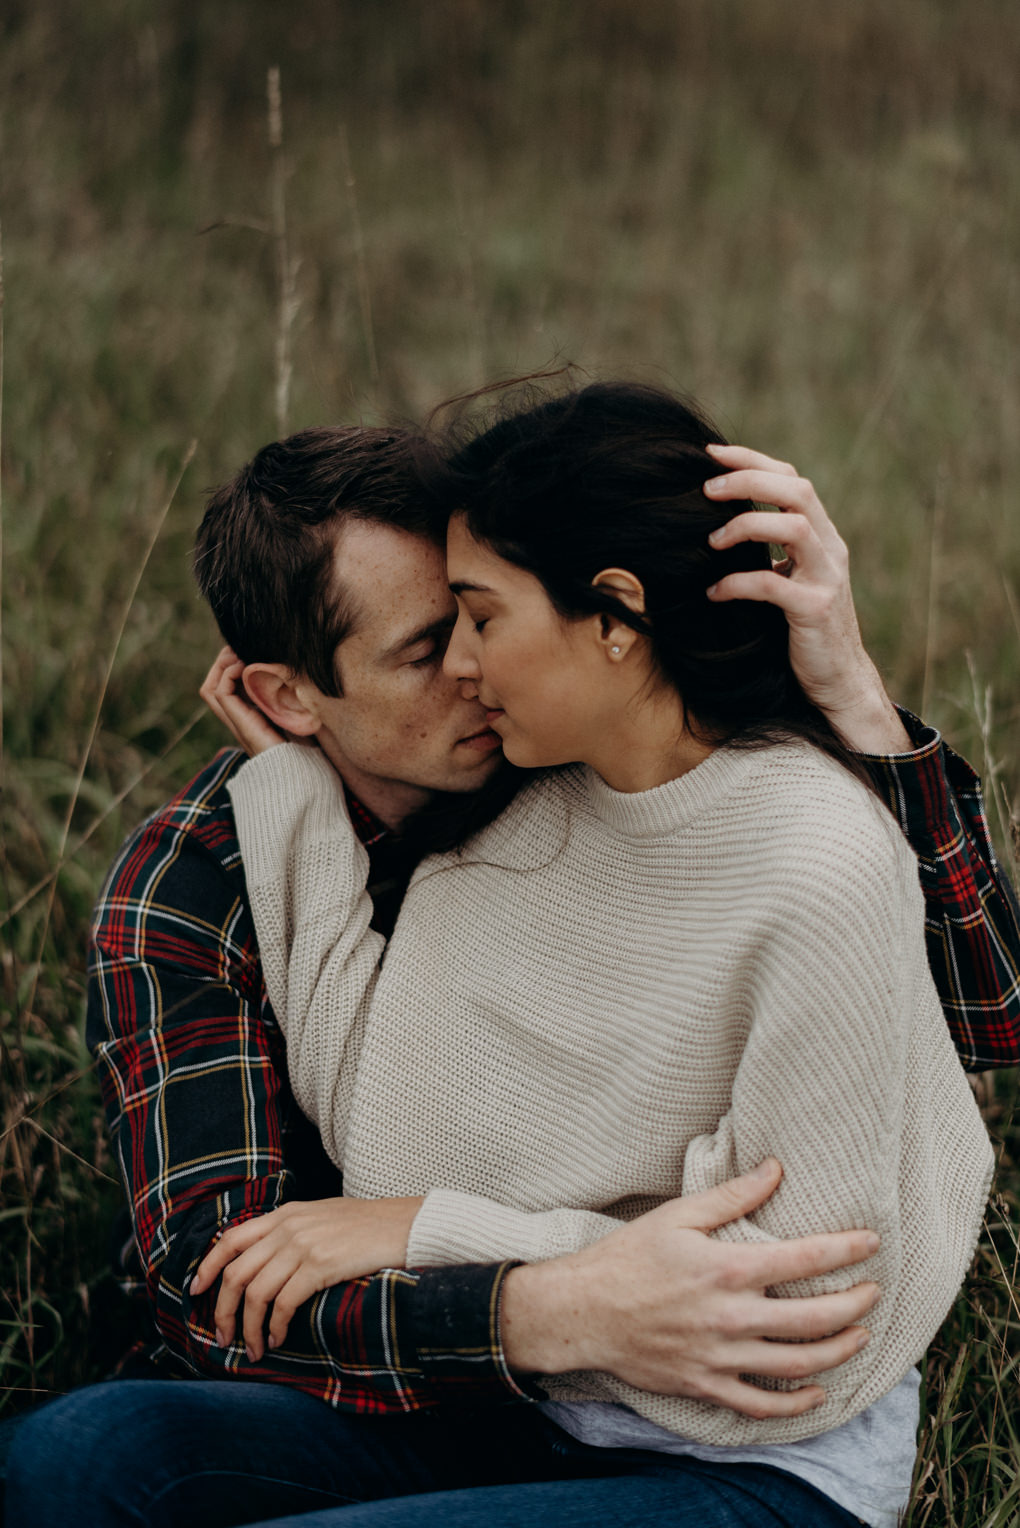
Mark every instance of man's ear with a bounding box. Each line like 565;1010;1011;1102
591;568;646;661
241;663;322;737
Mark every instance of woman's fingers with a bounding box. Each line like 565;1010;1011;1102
198;646;243;703
191;1207;324;1360
199;647;289;755
199;648;248;742
191;1216;280;1295
240;1251;304;1361
266;1270;320;1352
209;1229;292;1350
217;682;287;756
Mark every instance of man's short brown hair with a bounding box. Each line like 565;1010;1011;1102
193;426;441;696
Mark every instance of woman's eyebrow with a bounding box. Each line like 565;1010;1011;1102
449;580;494;596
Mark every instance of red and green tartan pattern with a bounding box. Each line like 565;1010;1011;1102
866;711;1020;1071
87;748;525;1412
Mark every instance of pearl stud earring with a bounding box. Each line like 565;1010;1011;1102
610;644;622;655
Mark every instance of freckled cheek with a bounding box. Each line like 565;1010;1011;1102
393;701;449;748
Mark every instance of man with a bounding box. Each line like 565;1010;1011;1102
9;424;1019;1525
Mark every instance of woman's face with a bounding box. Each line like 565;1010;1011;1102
444;515;609;770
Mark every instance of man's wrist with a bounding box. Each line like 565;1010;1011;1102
821;662;914;755
499;1258;599;1378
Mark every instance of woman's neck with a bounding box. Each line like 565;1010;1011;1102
585;689;715;794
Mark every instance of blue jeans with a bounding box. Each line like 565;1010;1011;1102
6;1379;861;1528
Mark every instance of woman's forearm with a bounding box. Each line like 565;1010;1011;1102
228;743;385;1168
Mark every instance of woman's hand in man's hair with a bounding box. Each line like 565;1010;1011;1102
200;645;293;756
702;445;912;755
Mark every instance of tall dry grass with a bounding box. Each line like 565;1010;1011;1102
0;2;1018;1519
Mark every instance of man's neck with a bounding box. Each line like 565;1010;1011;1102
314;734;432;832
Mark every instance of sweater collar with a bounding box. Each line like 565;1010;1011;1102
580;746;760;838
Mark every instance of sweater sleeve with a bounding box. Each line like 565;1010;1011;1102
407;1192;624;1266
418;798;991;1438
228;744;383;1170
677;804;992;1427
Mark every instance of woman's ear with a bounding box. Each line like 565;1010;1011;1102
591;568;645;662
241;663;322;737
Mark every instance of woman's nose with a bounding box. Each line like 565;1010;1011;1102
443;618;481;684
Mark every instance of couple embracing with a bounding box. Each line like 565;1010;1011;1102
11;379;1019;1528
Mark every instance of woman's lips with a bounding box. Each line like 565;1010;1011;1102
484;708;505;727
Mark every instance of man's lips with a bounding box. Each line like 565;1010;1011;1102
458;724;502;753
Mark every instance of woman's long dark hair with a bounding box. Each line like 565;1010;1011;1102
420;379;872;787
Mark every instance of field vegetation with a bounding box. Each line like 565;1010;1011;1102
1;1;1018;1521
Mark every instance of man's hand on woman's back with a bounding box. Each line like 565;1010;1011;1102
500;1157;880;1419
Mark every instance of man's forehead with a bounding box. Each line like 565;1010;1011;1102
331;519;453;651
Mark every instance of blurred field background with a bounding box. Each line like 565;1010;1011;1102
1;0;1019;1521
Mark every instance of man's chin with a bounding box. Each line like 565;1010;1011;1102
440;745;507;792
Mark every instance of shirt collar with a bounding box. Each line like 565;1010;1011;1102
343;786;391;849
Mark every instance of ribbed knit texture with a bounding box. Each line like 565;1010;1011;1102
230;741;992;1448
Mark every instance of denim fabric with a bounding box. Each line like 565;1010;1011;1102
6;1379;861;1528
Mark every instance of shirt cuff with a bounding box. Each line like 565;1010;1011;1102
855;707;975;846
411;1261;538;1403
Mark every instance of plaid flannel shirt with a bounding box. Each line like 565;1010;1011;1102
87;748;526;1412
87;720;1020;1413
863;710;1020;1070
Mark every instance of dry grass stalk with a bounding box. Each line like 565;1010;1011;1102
964;652;1016;886
0;217;28;1132
268;66;300;437
340;124;379;384
840;226;969;494
0;703;207;929
0;218;5;781
921;469;946;722
19;441;197;1034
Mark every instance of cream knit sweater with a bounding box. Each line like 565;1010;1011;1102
229;740;991;1448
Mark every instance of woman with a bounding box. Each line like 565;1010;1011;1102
201;382;991;1527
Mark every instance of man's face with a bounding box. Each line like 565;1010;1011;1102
297;521;503;825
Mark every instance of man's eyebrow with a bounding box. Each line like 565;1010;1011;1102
381;614;455;660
